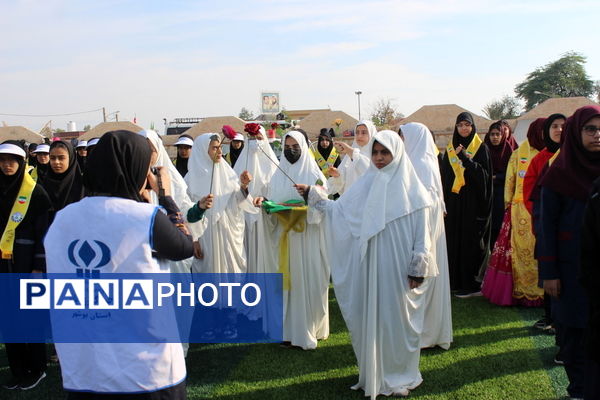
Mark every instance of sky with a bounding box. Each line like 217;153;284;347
1;0;599;134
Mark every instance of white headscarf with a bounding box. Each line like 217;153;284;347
138;129;193;211
233;126;278;197
400;122;445;208
335;130;432;260
336;119;376;189
185;133;240;224
269;130;326;202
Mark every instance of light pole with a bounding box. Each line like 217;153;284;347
355;91;362;120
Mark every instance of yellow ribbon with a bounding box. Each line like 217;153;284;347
446;134;482;194
0;168;36;259
275;207;308;290
30;166;38;182
513;141;537;202
315;147;339;175
548;149;560;166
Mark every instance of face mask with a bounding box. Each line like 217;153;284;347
284;148;301;164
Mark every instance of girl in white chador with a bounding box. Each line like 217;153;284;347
233;125;278;275
327;119;376;195
401;122;453;350
184;133;256;274
254;131;330;350
296;130;434;398
139;129;195;275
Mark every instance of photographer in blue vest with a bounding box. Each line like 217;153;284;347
45;130;194;399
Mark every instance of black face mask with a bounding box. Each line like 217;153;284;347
284;148;301;164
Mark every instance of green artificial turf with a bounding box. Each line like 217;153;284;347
0;294;569;399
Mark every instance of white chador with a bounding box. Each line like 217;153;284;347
233;128;279;276
263;130;330;350
307;130;434;398
185;133;256;274
45;197;186;394
140;129;195;274
401;122;453;350
327;119;376;195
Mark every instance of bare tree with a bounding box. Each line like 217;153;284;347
370;98;404;129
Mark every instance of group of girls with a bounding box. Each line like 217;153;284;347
446;105;600;400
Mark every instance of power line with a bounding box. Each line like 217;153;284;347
0;108;104;117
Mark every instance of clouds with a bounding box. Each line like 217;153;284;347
1;0;599;132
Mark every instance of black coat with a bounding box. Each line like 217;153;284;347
441;144;493;291
580;178;600;361
0;184;51;273
538;186;588;329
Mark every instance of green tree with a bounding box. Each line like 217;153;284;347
483;95;522;120
370;98;404;129
515;51;597;110
238;107;255;121
83;124;91;131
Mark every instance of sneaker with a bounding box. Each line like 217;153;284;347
533;318;551;329
19;371;46;390
455;290;482;299
553;352;564;365
2;376;21;390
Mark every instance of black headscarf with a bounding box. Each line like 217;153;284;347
543;113;566;153
228;139;244;168
317;129;334;159
42;140;84;211
28;143;38;167
83;131;151;202
484;121;518;175
175;134;192;177
35;153;50;181
452;112;477;148
0;141;27;231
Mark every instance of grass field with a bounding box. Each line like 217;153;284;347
0;293;568;399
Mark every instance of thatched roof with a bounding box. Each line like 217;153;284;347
396;104;492;134
183;116;247;138
517;96;598;120
296;110;358;140
79;121;143;141
0;126;45;143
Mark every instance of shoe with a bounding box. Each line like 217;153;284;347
533;318;551;330
455;290;482;299
553;352;564;365
20;371;46;390
2;376;21;390
392;388;409;397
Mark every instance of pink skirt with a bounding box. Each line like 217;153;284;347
482;205;516;306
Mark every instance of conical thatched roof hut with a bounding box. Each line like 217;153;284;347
296;110;358;140
0;126;45;143
78;121;143;141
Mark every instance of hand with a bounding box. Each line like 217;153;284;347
544;279;561;298
253;196;264;207
199;194;214;210
193;241;204;259
409;277;423;289
240;170;253;189
455;144;464;154
334;141;353;156
140;189;152;203
31;269;43;274
327;166;340;178
294;184;309;197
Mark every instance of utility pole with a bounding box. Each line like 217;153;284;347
102;107;107;122
115;112;119;122
355;91;362;120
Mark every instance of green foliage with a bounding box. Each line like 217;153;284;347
83;124;91;131
238;107;255;121
483;95;523;120
515;51;597;110
370;98;404;129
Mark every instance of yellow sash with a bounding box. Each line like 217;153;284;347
548;149;560;166
31;166;38;181
446;134;483;194
513;141;538;202
0;169;36;259
275;207;308;290
315;147;338;175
